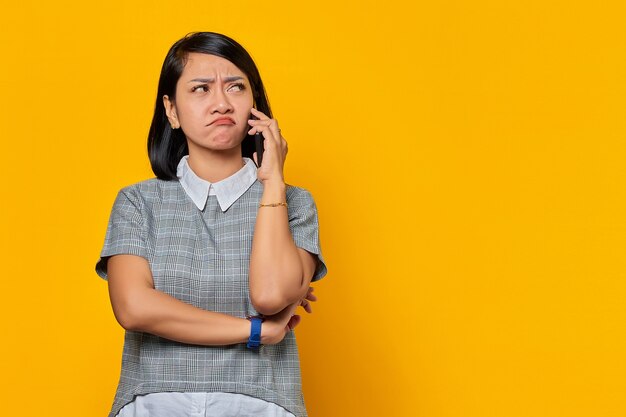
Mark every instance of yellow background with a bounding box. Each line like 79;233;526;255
1;1;625;416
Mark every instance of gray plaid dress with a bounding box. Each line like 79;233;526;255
95;160;327;417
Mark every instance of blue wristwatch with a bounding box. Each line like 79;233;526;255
246;316;263;349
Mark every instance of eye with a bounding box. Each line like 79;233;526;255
227;83;246;92
191;84;209;93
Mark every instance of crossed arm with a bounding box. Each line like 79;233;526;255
106;182;318;346
249;181;317;315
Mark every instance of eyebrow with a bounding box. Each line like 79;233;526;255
187;76;244;83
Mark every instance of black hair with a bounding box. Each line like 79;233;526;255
147;32;272;180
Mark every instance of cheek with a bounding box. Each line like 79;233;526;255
177;101;205;125
236;96;254;116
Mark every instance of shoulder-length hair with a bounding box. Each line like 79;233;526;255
148;32;272;180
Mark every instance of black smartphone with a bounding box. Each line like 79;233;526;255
251;113;264;167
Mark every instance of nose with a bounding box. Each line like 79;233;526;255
210;88;233;114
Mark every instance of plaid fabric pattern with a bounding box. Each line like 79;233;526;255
95;179;327;417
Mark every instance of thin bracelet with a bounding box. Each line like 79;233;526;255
259;202;288;208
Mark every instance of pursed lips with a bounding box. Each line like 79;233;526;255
208;117;235;126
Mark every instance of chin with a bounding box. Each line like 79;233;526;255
209;137;245;152
188;131;245;153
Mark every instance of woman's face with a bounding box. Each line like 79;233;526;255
163;53;254;154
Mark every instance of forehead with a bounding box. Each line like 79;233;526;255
181;52;247;79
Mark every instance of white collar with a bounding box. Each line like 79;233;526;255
176;156;257;212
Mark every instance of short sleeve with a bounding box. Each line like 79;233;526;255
95;187;148;280
287;187;328;282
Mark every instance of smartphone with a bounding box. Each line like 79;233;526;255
251;113;264;167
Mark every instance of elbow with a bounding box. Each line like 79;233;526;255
250;291;290;316
116;313;141;332
249;275;308;315
111;300;147;332
249;259;308;315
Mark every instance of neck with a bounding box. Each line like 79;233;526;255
187;144;245;183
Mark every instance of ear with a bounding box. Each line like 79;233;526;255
163;95;180;129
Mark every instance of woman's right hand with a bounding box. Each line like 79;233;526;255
261;301;301;345
261;287;318;345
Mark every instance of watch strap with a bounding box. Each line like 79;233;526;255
246;316;263;349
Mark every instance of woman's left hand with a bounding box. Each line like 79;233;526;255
248;107;287;184
299;286;317;314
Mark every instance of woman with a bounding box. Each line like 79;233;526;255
95;32;327;417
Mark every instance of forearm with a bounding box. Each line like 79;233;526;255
114;286;249;346
249;181;308;314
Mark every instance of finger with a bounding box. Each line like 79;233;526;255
248;122;276;143
275;301;300;324
247;123;268;136
252;151;258;166
249;119;282;144
287;300;300;316
250;107;270;120
305;288;318;301
267;119;281;141
246;119;266;135
247;119;273;127
287;315;301;331
301;300;313;314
